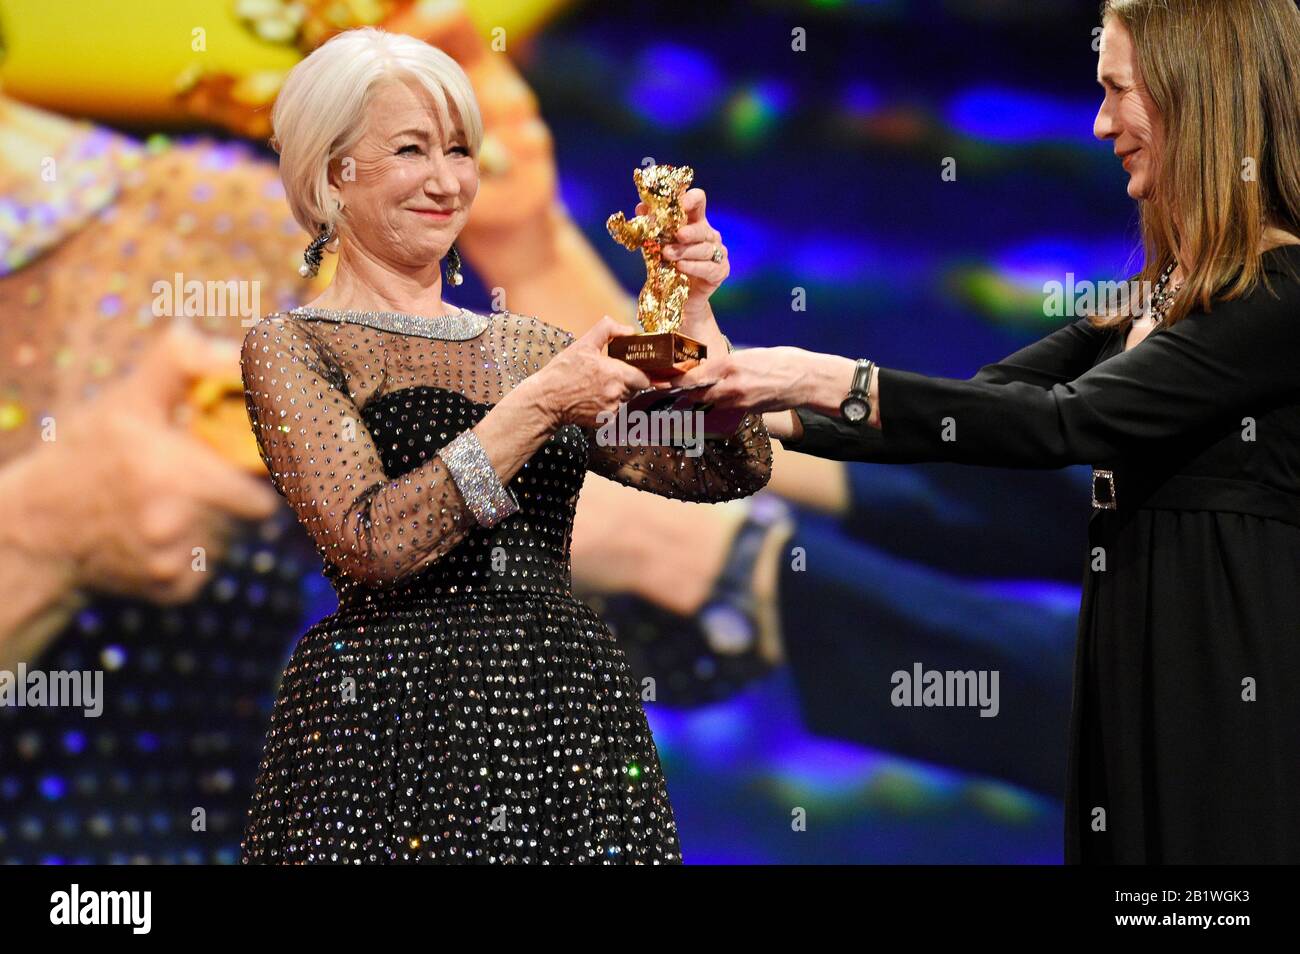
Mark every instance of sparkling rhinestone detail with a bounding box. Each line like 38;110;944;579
437;428;521;527
289;305;491;340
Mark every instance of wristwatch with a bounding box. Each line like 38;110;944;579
590;495;793;707
698;494;791;658
839;359;874;424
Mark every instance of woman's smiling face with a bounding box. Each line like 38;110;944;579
329;76;478;270
1093;17;1164;201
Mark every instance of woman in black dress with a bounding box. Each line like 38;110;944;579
238;28;769;863
667;0;1300;863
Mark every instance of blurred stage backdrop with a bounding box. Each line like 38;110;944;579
0;0;1140;863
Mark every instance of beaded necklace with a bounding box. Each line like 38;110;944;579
1148;261;1182;326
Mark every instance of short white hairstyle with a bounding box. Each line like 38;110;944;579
271;26;484;238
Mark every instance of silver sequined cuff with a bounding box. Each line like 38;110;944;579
437;429;520;527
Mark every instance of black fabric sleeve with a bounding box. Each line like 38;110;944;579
966;316;1113;387
783;281;1299;468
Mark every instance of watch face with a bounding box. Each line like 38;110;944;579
841;397;868;422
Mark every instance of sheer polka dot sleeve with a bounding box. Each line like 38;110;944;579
529;318;774;503
240;316;479;588
589;405;773;503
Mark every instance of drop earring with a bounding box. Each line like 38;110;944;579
299;223;333;278
444;242;464;286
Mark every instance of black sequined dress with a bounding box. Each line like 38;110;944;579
237;306;771;863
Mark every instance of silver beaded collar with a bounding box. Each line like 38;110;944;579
288;305;491;340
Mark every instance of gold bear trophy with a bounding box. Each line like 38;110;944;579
605;163;706;377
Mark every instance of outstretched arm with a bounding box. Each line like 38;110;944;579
769;281;1298;467
764;316;1106;459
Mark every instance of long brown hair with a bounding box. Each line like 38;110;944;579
1091;0;1300;331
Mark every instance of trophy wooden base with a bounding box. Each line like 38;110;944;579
608;332;707;378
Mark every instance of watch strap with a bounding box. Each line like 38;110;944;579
850;358;873;396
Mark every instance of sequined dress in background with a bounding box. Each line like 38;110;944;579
237;308;772;863
0;118;320;863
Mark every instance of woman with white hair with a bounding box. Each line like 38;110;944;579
238;27;771;863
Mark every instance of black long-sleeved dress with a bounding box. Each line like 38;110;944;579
783;244;1300;863
237;306;771;863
